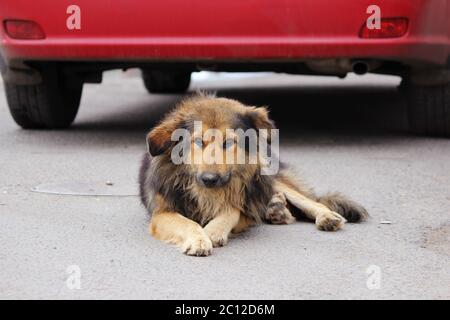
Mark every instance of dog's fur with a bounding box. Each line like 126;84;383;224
139;95;368;256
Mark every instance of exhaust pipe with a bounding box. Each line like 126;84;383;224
351;61;369;75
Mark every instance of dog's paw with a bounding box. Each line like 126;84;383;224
266;205;295;224
205;228;229;247
266;193;295;225
182;235;213;256
315;211;346;231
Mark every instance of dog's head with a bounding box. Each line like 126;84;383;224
146;95;275;189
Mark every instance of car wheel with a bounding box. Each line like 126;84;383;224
142;70;191;94
4;68;83;129
404;79;450;137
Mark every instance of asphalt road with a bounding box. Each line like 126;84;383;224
0;71;449;299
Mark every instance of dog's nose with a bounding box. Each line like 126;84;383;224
200;173;220;187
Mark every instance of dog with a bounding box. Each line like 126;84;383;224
139;94;368;256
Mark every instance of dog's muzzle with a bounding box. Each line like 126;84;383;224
197;172;231;188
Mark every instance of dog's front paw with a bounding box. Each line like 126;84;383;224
182;234;213;256
316;211;346;231
204;227;228;247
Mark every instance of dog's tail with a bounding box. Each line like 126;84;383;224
317;192;368;223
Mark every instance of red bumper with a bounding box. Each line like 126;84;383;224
1;0;449;65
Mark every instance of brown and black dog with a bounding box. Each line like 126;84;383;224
139;94;367;256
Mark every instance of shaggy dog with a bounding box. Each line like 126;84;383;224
139;95;367;256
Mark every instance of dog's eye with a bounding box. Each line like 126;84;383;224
194;137;203;148
223;138;234;149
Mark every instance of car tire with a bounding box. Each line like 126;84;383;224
405;80;450;137
142;70;191;94
4;69;83;129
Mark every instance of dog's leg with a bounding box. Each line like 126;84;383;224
204;208;240;247
265;192;296;225
231;214;256;234
150;211;213;256
274;180;346;231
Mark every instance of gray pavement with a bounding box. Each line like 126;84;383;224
0;71;449;299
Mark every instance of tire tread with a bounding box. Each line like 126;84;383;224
4;70;82;129
407;80;450;137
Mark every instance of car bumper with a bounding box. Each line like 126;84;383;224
0;0;449;66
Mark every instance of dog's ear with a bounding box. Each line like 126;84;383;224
146;117;181;156
245;106;275;134
243;107;276;143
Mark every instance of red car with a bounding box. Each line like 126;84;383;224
1;1;449;135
